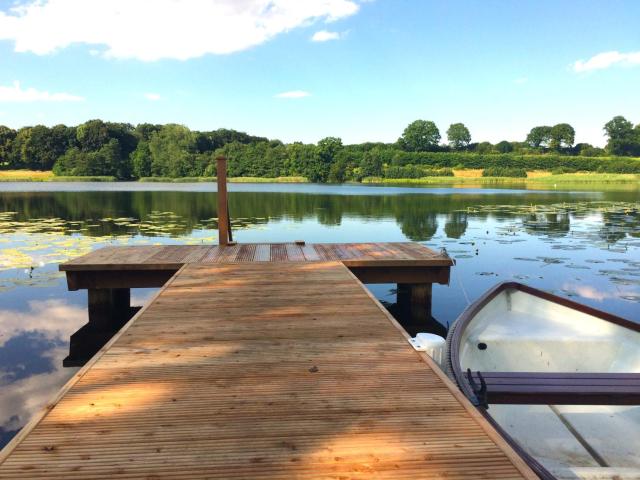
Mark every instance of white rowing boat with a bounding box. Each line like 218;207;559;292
444;282;640;480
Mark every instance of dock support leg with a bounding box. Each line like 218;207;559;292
88;288;133;330
397;283;433;335
64;288;140;367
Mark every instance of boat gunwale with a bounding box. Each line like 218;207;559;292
447;281;640;480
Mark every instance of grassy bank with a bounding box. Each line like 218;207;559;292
363;172;640;188
139;176;308;183
0;170;116;182
2;169;638;188
0;170;55;181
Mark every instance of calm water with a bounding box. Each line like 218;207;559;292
0;182;639;449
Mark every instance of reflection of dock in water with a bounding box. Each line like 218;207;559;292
0;245;538;479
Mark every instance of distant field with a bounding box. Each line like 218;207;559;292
1;170;638;188
363;172;640;187
0;170;55;181
139;176;308;183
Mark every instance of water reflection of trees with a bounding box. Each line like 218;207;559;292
599;208;640;243
523;213;571;236
0;190;637;243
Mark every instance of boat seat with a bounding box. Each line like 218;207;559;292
468;371;640;405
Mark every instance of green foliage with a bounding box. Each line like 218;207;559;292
550;123;575;150
3;117;639;183
474;141;493;154
359;150;383;178
446;123;471;150
526;126;552;148
384;165;453;178
131;140;152;178
495;140;513;153
482;167;527;178
0;126;16;167
604;115;640;156
399;120;441;152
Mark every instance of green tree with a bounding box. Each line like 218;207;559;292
22;125;74;170
130;140;152;178
76;119;111;151
148;124;197;177
9;127;32;169
475;141;493;154
495;140;513;153
446;123;471;150
399;120;440;152
526;126;552;149
359;150;383;177
0;126;17;167
604;116;639;155
549;123;575;151
309;137;342;182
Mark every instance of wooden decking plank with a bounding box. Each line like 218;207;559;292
0;262;534;479
270;243;288;262
216;244;241;262
254;243;271;262
285;243;305;262
200;246;223;263
236;244;257;262
300;244;321;261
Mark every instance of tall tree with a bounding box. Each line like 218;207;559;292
309;137;342;182
549;123;575;151
399;120;440;152
446;123;471;150
148;124;197;177
495;140;513;153
604;116;638;155
0;126;16;167
76;119;111;152
130;140;152;178
526;126;552;149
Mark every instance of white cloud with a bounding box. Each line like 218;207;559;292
573;50;640;73
275;90;311;99
312;30;340;42
0;81;84;102
144;92;161;101
0;0;360;61
514;77;528;84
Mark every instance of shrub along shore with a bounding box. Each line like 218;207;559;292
2;117;640;183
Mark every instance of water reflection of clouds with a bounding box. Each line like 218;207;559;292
0;300;85;440
561;283;617;302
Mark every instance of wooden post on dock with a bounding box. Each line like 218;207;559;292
217;155;229;246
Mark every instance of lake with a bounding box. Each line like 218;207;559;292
0;181;639;449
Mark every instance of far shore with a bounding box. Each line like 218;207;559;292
0;170;638;190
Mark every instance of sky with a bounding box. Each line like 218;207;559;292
0;0;639;146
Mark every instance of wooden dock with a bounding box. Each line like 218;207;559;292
59;242;454;366
0;259;535;479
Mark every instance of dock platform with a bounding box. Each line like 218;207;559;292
59;242;454;365
0;259;535;478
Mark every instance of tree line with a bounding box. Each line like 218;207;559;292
0;116;639;181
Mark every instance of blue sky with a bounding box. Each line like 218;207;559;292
0;0;639;146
